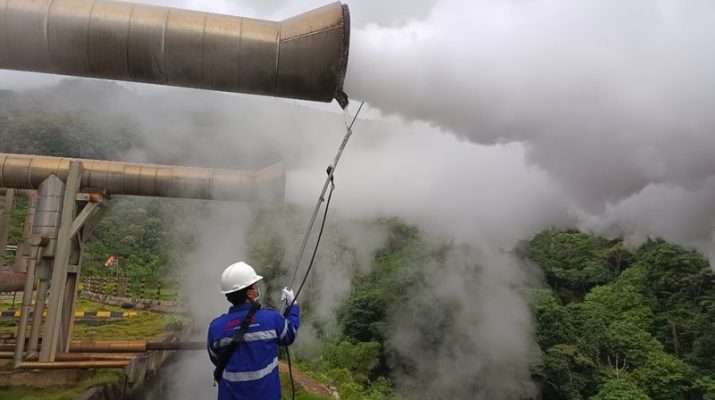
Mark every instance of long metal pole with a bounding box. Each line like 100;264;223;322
27;279;49;355
13;244;41;367
287;102;364;288
0;189;16;268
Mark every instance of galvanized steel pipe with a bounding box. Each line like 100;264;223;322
0;153;285;202
0;0;349;103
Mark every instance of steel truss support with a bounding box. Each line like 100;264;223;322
0;189;16;268
33;162;109;362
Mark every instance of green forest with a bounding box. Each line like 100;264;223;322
1;82;714;399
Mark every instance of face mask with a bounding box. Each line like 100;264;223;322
249;285;261;302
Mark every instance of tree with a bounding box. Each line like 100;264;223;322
632;351;691;400
533;289;577;349
526;230;618;300
540;344;598;400
590;377;650;400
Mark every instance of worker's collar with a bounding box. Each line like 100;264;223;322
228;302;256;313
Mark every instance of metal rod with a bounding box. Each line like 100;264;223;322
69;340;147;353
145;341;205;351
27;278;49;355
13;244;41;368
287;101;365;288
17;360;129;369
0;188;16;268
67;340;205;352
1;351;136;361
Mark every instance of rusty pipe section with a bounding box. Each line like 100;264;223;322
70;340;147;352
68;340;204;352
0;0;349;103
0;271;25;291
0;153;285;202
18;360;130;369
0;351;135;361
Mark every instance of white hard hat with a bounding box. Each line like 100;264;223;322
220;261;263;294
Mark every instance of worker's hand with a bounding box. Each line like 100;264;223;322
281;287;296;306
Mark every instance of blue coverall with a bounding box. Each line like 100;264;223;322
208;302;300;400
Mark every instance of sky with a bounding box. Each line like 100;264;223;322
2;0;715;398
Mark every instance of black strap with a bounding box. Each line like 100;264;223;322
213;301;261;384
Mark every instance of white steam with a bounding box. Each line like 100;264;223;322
346;0;715;254
389;248;540;399
3;0;715;398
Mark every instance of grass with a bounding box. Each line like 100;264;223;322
0;369;124;400
0;297;189;398
0;297;188;341
280;371;333;400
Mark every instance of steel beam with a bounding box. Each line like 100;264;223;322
39;162;82;361
0;188;15;268
13;243;42;368
26;176;64;357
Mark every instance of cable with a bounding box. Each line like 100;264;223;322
282;101;364;400
289;181;334;309
286;345;296;400
284;177;335;400
286;101;365;289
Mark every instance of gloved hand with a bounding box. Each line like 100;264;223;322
281;287;296;306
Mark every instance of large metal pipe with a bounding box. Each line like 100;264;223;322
0;0;349;104
0;153;285;202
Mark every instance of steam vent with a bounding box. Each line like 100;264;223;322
0;0;350;102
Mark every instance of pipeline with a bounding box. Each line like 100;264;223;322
0;340;205;353
0;0;349;104
0;153;285;203
69;340;205;352
0;351;135;361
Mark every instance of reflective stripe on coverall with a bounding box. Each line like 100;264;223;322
208;303;300;400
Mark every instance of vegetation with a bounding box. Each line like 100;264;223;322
0;369;124;400
527;230;715;400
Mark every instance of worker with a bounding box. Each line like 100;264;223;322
207;261;300;400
